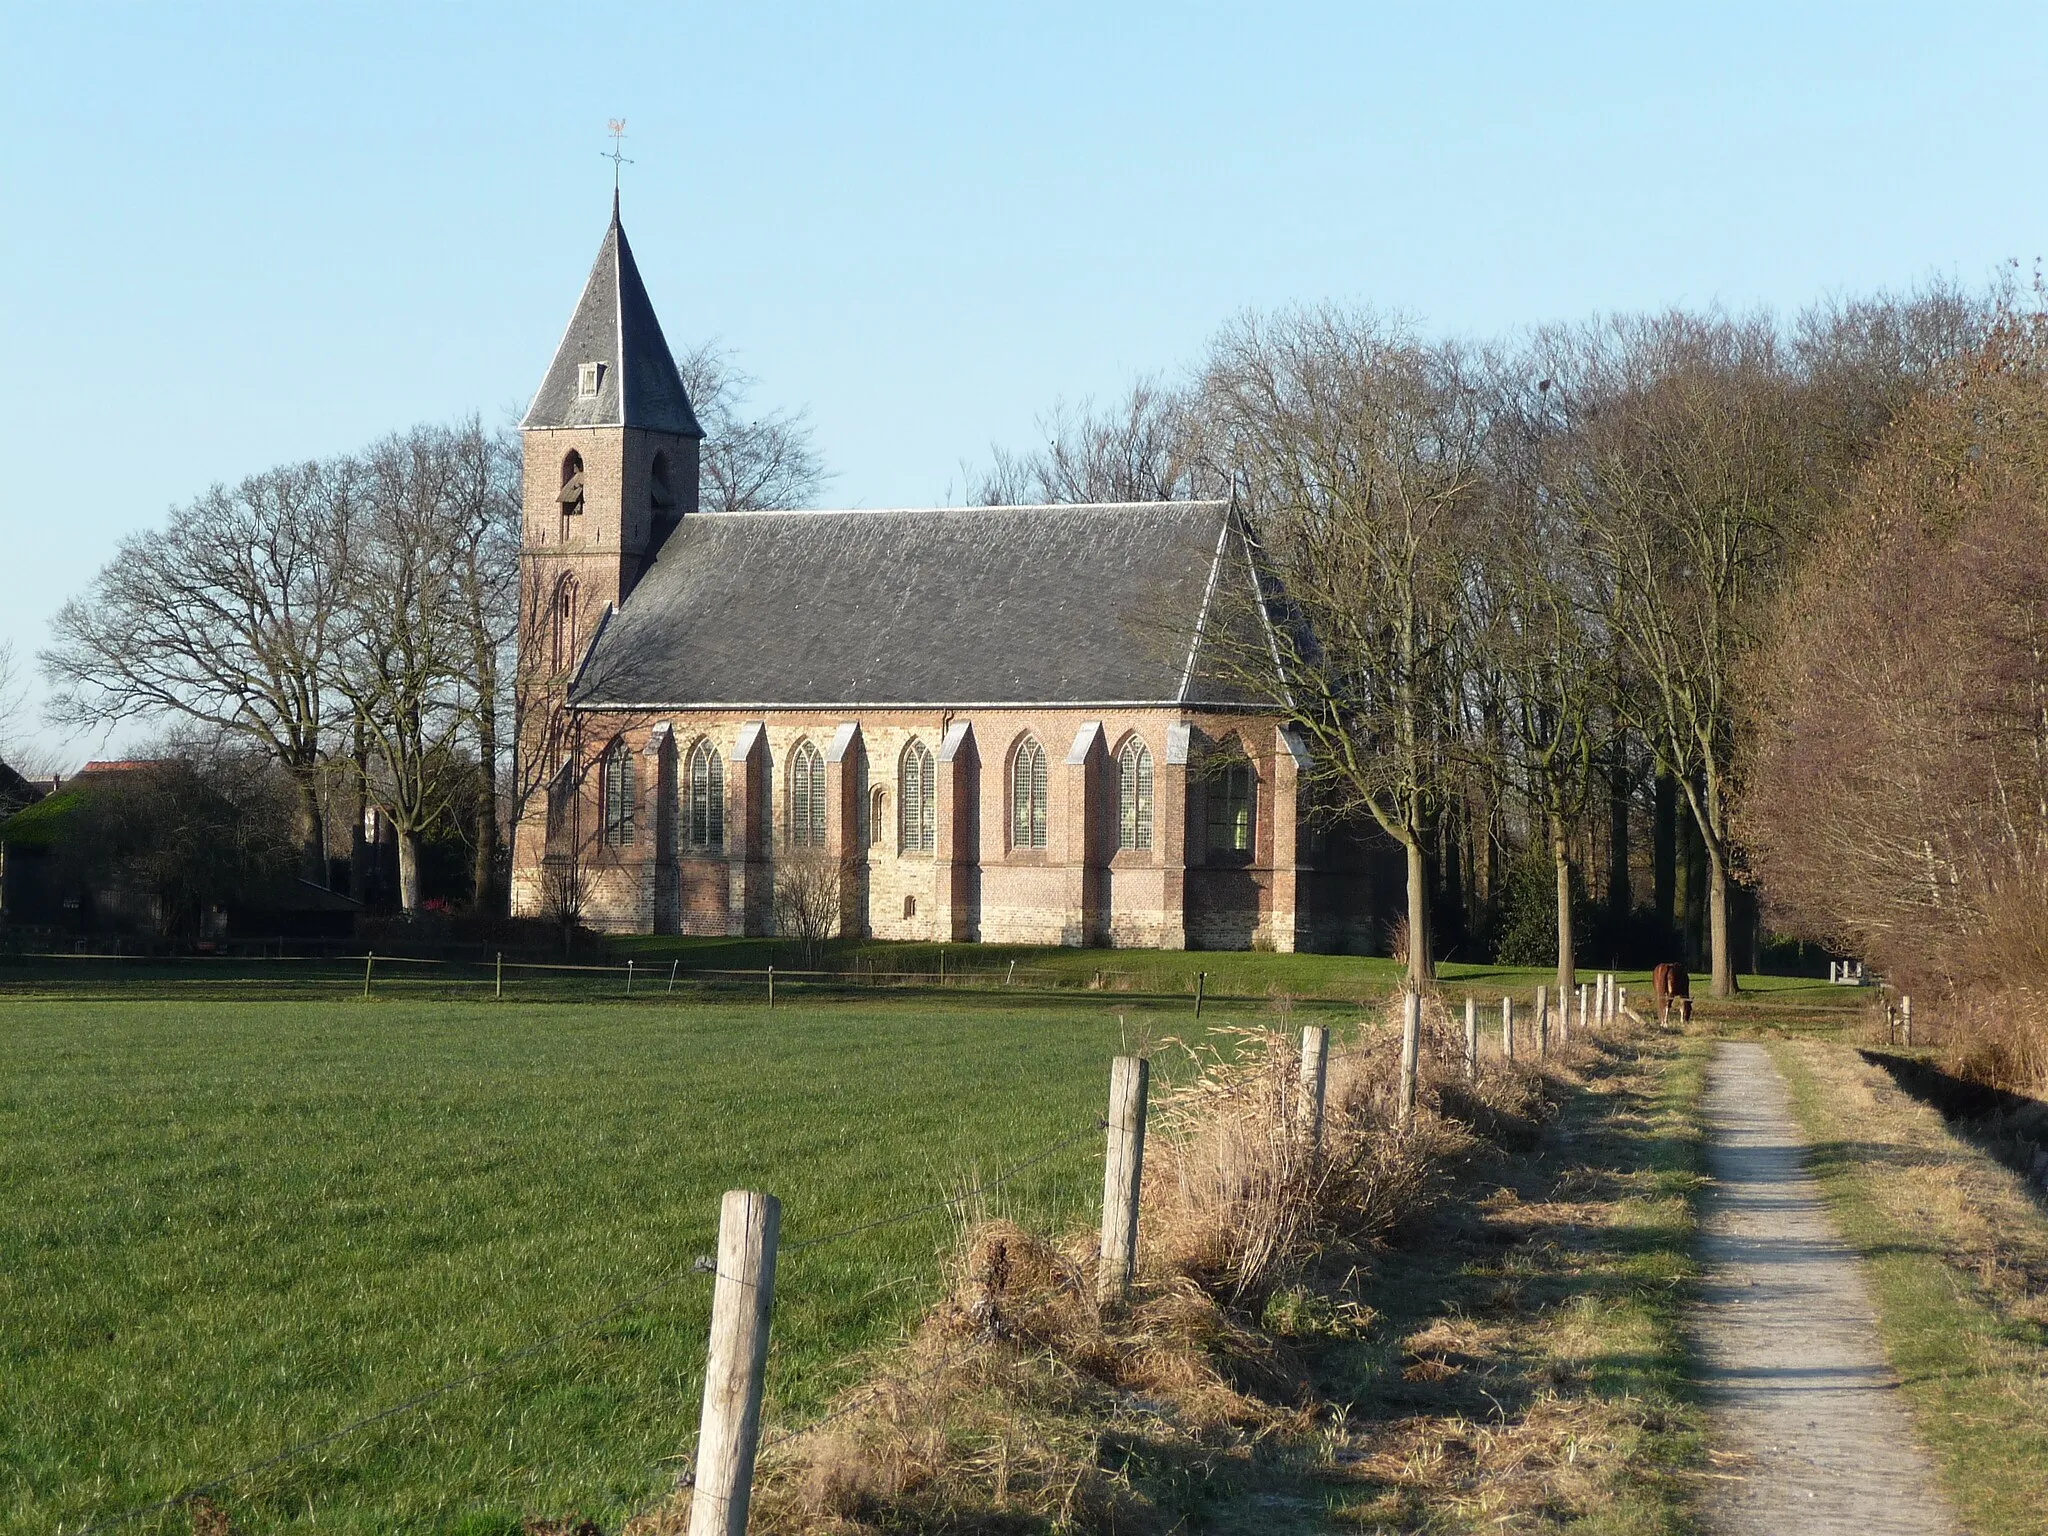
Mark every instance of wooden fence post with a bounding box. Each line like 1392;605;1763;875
495;951;503;1000
1194;971;1206;1019
767;965;775;1010
688;1189;781;1536
363;952;374;999
1099;1055;1150;1306
938;948;946;986
1006;959;1016;986
669;959;680;995
627;959;635;997
1535;985;1548;1056
1618;984;1629;1021
1399;990;1422;1122
1298;1026;1329;1159
1902;994;1913;1047
1464;996;1478;1082
1502;995;1515;1061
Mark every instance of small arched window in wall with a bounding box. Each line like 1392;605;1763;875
600;738;636;848
686;739;724;850
789;740;827;847
1010;737;1048;850
1206;752;1254;861
1117;738;1154;851
559;450;586;531
548;575;579;675
650;450;677;529
900;740;936;854
868;786;886;847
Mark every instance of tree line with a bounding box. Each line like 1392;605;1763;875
36;347;824;919
32;282;2028;992
969;283;1998;997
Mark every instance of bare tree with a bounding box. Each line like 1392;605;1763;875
773;846;843;967
1202;307;1487;985
965;379;1226;505
0;641;27;764
1472;360;1609;996
677;343;829;511
438;419;522;912
333;428;477;912
42;462;354;880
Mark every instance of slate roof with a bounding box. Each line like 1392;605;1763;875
520;196;703;436
571;501;1277;709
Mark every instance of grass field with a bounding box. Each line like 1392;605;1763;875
1;992;1217;1535
0;950;1853;1535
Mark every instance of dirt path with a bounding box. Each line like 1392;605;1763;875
1695;1041;1957;1535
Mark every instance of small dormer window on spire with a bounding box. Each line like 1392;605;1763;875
577;361;604;400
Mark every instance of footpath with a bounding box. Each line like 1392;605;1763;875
1693;1041;1957;1535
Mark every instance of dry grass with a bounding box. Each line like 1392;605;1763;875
630;1002;1702;1534
1773;1040;2048;1535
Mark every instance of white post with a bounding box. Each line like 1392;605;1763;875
1535;985;1548;1057
1902;994;1914;1047
688;1189;781;1536
1502;995;1515;1061
1299;1025;1330;1158
1099;1055;1150;1304
1399;990;1422;1121
1464;995;1478;1083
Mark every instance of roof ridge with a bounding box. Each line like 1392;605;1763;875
688;499;1230;518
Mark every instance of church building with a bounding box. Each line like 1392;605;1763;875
510;203;1395;950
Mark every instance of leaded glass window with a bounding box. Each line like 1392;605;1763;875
687;739;724;850
1011;737;1048;850
789;740;827;847
900;740;936;853
1118;738;1153;851
1206;758;1252;857
601;740;636;848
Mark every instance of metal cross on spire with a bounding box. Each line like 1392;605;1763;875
603;119;634;194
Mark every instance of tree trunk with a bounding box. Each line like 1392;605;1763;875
1707;847;1736;997
1552;813;1577;998
1404;834;1434;985
1653;767;1676;939
397;829;423;914
1607;735;1630;931
472;666;502;915
293;775;326;885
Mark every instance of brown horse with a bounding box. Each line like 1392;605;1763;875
1651;963;1692;1025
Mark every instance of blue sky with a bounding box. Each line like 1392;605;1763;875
3;2;2043;763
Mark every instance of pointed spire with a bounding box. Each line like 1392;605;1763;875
520;204;702;436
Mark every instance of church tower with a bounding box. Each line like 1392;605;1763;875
519;194;703;688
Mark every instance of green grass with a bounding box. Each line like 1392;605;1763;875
0;994;1215;1535
1771;1042;2048;1536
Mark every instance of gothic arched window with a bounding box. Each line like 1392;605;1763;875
1205;749;1254;861
1010;736;1048;850
1117;738;1154;851
789;740;827;847
687;738;724;850
900;740;936;854
600;738;636;848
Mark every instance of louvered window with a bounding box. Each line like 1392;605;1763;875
1011;738;1048;850
687;740;724;850
1118;739;1154;851
789;740;827;847
900;741;936;853
601;740;636;848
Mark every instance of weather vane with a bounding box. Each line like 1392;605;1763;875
603;119;633;193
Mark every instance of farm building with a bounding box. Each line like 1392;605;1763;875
510;200;1399;950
